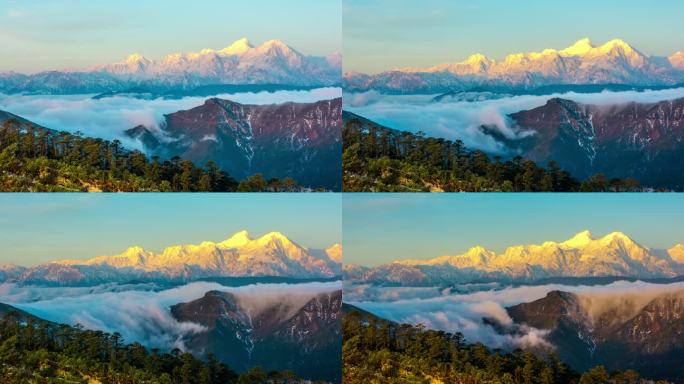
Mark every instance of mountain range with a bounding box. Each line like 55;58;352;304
344;38;684;93
0;38;341;94
126;97;342;189
1;231;342;286
503;289;684;381
345;231;684;286
172;289;342;382
485;97;684;190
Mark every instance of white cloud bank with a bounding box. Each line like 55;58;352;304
344;87;684;154
1;280;341;352
0;87;341;152
345;280;684;350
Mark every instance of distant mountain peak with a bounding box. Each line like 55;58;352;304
669;51;684;69
326;244;342;263
599;231;634;242
464;53;490;63
559;38;595;56
255;39;300;57
219;37;254;55
219;230;253;248
561;230;594;248
124;53;149;64
13;231;342;285
353;231;683;286
599;38;633;51
0;38;341;94
122;245;146;255
464;245;493;257
256;231;295;245
345;37;684;93
261;39;289;49
667;243;684;263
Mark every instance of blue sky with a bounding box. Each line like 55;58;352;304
344;0;684;73
0;194;341;266
343;194;684;266
0;0;341;73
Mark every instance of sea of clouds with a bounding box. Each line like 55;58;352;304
344;87;684;154
0;87;341;152
0;280;341;351
345;280;684;350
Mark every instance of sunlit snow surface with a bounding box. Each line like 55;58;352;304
0;280;341;351
0;87;341;152
345;280;684;350
343;87;684;154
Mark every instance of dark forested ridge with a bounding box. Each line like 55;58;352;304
342;111;643;192
0;113;310;192
343;307;667;384
0;306;318;383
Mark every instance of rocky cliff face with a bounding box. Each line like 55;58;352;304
128;98;342;190
171;289;342;382
502;97;684;189
506;290;684;381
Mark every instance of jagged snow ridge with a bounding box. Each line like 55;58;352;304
10;231;342;285
0;38;341;92
350;231;684;285
90;38;341;85
346;38;684;91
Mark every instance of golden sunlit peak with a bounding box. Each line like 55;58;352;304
219;230;253;247
561;230;594;247
465;245;490;254
219;37;253;55
463;53;490;63
599;231;634;243
598;38;635;53
602;38;631;47
122;245;146;255
559;38;595;56
258;231;292;243
124;53;148;63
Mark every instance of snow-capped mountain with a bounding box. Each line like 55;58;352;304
345;38;684;93
127;97;342;190
347;231;684;286
0;264;27;281
171;289;342;382
0;38;341;94
9;231;341;286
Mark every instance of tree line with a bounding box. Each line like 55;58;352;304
343;309;665;384
0;119;304;192
0;310;316;383
342;112;642;192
